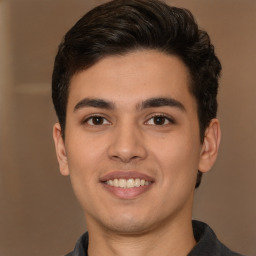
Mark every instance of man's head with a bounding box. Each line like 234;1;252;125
52;0;221;236
52;0;221;232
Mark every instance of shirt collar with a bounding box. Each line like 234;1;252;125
67;220;243;256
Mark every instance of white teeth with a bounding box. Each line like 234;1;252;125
119;179;126;188
126;178;134;188
134;178;140;187
113;179;119;187
106;178;151;188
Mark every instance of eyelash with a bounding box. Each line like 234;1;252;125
145;114;175;126
82;114;111;126
81;113;175;127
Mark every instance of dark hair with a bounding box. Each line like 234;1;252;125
52;0;221;188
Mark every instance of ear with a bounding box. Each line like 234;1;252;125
53;123;70;176
198;118;221;173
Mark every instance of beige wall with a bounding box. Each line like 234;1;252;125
0;0;255;255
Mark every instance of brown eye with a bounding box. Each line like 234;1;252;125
146;115;174;126
91;116;104;125
153;116;167;125
85;116;111;126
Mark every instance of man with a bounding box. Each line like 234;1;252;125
52;0;244;255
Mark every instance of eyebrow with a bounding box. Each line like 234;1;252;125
138;97;186;112
73;97;185;112
74;98;115;111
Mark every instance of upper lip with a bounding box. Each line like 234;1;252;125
99;171;155;182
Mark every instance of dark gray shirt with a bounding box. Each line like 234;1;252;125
65;220;244;256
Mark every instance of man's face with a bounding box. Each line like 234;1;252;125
54;50;215;234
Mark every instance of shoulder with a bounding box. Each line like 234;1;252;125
189;220;245;256
64;232;89;256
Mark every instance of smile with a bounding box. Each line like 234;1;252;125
100;171;154;199
105;178;151;188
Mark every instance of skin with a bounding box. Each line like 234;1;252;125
53;50;221;256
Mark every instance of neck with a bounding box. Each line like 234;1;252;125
86;214;196;256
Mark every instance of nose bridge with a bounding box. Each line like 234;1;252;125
108;117;147;162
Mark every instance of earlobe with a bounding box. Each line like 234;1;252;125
53;123;70;176
198;119;221;173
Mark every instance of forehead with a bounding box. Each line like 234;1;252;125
68;50;194;109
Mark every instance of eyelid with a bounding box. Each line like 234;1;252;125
144;113;175;125
82;113;112;125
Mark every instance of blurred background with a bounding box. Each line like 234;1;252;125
0;0;255;255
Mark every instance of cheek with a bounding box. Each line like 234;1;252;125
65;138;105;211
149;132;200;181
65;135;105;183
67;132;106;163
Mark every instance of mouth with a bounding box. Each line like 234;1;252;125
100;171;154;199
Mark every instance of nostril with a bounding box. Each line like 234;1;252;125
110;154;139;163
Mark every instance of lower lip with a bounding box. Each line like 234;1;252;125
101;183;153;199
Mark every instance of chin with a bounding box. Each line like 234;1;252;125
89;209;149;235
104;220;152;235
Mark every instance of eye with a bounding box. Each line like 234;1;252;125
145;115;174;126
84;115;111;126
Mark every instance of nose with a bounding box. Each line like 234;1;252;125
107;121;147;163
